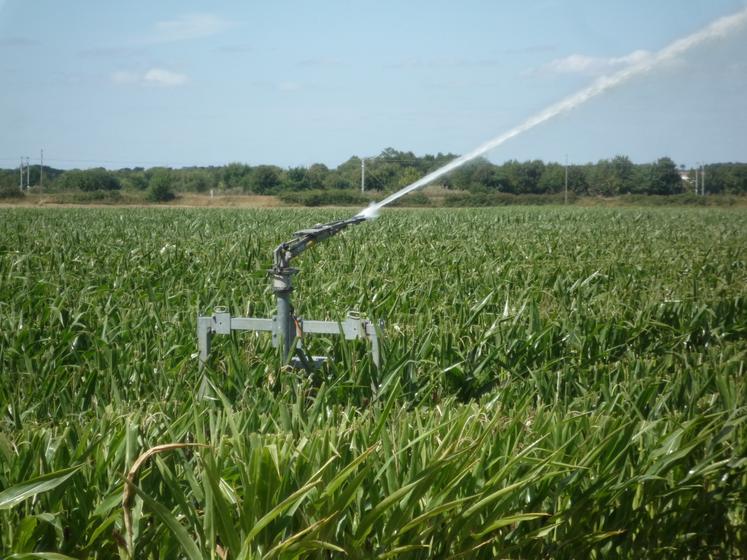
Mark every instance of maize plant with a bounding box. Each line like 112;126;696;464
1;206;745;558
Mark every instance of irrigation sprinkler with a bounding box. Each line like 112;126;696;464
197;7;747;375
197;215;383;370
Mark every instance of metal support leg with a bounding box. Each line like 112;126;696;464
272;268;297;364
197;316;213;369
365;320;382;368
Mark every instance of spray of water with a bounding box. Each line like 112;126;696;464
356;8;747;220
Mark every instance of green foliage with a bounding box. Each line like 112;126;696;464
56;168;121;192
306;163;329;189
184;170;212;193
57;190;124;204
277;189;368;206
444;191;575;206
221;162;252;189
701;163;747;194
114;168;148;191
0;184;24;199
0;166;63;191
325;175;353;190
4;153;746;201
640;157;684;195
147;169;176;202
250;165;283;194
389;190;431;206
1;207;746;558
588;155;636;195
284;166;310;190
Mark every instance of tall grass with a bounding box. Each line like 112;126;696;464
1;207;745;558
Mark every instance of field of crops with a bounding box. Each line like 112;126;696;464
1;206;746;559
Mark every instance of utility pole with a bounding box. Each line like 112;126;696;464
360;158;365;192
40;149;43;190
693;163;699;195
25;157;30;190
701;164;706;196
564;154;568;205
19;157;23;190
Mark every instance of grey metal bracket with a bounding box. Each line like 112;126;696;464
197;308;383;369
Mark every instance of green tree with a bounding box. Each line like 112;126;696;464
0;185;23;198
120;170;148;190
250;165;282;194
703;163;747;194
222;163;251;189
147;169;176;202
446;157;496;191
284;167;309;190
611;155;635;194
642;157;683;195
324;175;352;190
397;167;421;188
567;166;589;194
538;163;565;193
185;170;212;193
57;168;121;191
306;163;329;189
588;160;616;196
503;160;545;194
334;156;363;188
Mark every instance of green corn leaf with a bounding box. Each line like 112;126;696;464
128;481;203;560
472;512;550;538
7;554;80;560
0;465;82;510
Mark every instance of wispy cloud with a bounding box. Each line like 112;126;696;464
215;44;252;54
297;57;344;68
111;68;188;87
111;71;138;85
504;44;556;55
533;49;651;76
248;80;304;92
79;46;145;58
147;13;234;43
0;36;38;48
388;56;503;70
144;68;188;86
277;81;301;92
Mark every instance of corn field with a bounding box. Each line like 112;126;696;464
1;207;746;559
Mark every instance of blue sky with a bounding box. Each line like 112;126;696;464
1;0;745;170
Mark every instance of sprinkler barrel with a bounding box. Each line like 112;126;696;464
273;215;367;270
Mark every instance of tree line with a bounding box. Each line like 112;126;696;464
2;149;746;198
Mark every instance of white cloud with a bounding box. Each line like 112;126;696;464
277;81;301;92
535;49;651;76
111;68;188;87
296;57;346;68
150;13;234;43
111;70;139;84
143;68;188;86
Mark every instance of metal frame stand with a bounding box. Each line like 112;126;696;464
197;216;383;373
197;267;382;370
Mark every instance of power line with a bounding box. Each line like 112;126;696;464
363;167;387;189
0;156;222;168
